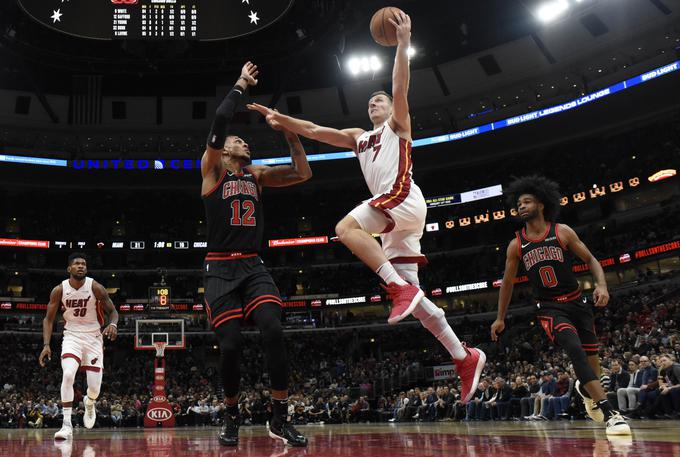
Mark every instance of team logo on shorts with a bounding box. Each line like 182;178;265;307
91;358;98;365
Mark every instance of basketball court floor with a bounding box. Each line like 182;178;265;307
1;421;678;457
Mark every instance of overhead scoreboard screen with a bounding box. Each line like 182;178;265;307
17;0;294;41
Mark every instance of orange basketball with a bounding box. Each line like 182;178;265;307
370;7;404;47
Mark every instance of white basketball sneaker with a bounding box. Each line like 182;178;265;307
605;412;632;436
54;424;73;440
84;397;97;429
575;380;604;422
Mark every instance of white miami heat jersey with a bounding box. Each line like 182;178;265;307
61;277;103;333
355;121;415;209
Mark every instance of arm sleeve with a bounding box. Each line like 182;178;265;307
207;85;245;149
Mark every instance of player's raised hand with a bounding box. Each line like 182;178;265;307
490;319;505;342
103;324;118;341
387;11;411;46
593;285;609;307
266;108;285;131
39;346;51;367
247;102;275;118
240;61;259;87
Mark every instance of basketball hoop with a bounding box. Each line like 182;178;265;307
154;341;167;358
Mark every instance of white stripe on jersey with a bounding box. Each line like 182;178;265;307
61;277;102;333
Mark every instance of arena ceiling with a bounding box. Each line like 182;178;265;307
0;0;536;94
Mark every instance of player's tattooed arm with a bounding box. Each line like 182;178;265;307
557;224;609;307
387;11;412;141
491;238;520;341
247;103;363;151
39;284;62;367
93;281;119;341
248;131;312;187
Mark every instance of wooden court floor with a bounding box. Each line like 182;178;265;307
1;421;678;457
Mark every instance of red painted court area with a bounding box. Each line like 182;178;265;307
2;422;679;457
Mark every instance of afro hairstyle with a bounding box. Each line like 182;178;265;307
505;175;562;222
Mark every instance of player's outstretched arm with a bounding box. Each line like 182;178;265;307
248;125;312;187
491;239;520;341
557;224;610;307
93;281;119;341
201;62;259;180
387;11;412;140
247;103;363;151
39;285;62;367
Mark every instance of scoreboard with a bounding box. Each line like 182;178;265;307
18;0;295;41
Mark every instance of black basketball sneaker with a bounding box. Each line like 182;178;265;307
269;421;308;447
218;414;240;446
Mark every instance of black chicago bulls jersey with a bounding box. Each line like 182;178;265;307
517;223;580;302
203;168;263;252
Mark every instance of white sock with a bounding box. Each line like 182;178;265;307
63;407;72;427
412;297;467;360
376;262;407;286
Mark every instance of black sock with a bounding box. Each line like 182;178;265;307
226;404;239;418
596;399;615;420
578;381;592;399
271;398;288;425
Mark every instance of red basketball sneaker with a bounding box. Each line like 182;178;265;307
383;283;425;324
455;345;487;404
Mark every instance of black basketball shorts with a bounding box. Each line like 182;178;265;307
535;295;599;355
203;253;282;329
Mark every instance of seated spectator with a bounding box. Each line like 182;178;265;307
42;400;59;428
308;397;328;424
490;377;512;420
509;376;529;419
606;360;630;410
645;354;680;418
529;372;555;420
110;400;123;427
617;360;643;413
520;375;540;419
548;372;573;419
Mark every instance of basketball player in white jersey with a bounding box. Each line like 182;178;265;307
248;12;485;402
39;253;118;439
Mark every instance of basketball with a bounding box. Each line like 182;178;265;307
370;7;404;47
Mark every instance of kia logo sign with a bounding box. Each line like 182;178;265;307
152;396;167;403
147;408;172;422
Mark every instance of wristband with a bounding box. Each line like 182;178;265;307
109;323;117;328
43;343;50;347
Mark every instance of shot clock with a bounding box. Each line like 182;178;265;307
148;286;171;313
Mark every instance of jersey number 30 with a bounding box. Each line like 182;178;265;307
73;308;88;317
230;200;256;226
539;266;558;288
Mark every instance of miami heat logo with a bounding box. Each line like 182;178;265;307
91;358;98;365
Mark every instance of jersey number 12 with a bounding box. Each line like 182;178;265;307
230;200;256;226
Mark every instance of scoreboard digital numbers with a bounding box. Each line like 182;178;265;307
18;0;295;41
148;286;171;313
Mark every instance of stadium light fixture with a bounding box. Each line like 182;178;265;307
347;55;383;76
536;0;569;23
407;46;416;58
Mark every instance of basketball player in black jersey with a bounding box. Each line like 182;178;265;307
202;62;310;447
490;176;630;435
